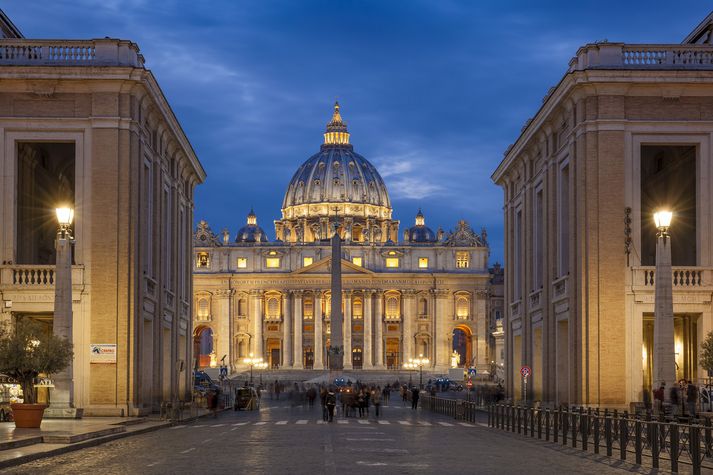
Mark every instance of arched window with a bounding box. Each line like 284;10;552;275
456;296;470;319
386;296;400;319
352;298;363;319
197;298;209;319
324;295;332;319
266;297;280;319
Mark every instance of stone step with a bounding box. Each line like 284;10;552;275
0;435;44;451
41;425;125;444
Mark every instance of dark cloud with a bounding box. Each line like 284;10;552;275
6;1;710;263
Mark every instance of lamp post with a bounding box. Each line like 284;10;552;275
243;353;264;385
256;361;268;386
403;362;415;387
404;355;430;389
653;210;675;403
50;206;77;416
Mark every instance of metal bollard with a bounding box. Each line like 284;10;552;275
522;406;527;435
537;409;542;439
634;418;642;465
581;411;588;451
593;413;600;454
691;423;701;475
670;423;679;474
650;421;659;469
545;409;550;442
562;409;568;445
553;408;559;443
705;417;712;457
571;411;577;448
605;416;613;457
619;416;627;461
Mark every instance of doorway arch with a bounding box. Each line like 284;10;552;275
452;325;472;367
194;326;214;368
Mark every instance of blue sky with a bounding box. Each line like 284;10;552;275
6;1;711;264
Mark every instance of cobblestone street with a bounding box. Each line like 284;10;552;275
4;399;652;474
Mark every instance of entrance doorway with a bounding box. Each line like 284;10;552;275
352;347;363;369
193;326;213;368
304;347;314;369
385;338;400;369
452;326;472;367
642;313;699;392
266;338;281;369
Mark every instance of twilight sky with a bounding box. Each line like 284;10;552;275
6;1;711;264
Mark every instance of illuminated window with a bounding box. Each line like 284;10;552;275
456;296;470;318
324;295;331;319
385;258;399;268
352;257;363;267
196;252;209;268
266;297;280;319
303;297;314;320
418;257;429;269
303;257;314;267
352;298;363;319
266;257;280;268
456;251;470;269
386;296;400;319
237;258;247;268
197;298;209;319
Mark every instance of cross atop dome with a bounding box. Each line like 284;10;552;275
324;101;350;146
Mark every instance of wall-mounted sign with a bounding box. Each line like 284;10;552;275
34;377;54;388
90;344;117;363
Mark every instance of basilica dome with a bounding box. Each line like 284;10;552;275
405;209;437;243
282;103;391;212
235;209;268;243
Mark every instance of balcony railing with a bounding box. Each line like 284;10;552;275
570;43;713;72
0;39;144;67
552;275;568;301
0;265;84;288
632;267;713;288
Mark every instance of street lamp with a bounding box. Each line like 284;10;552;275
403;362;415;387
652;209;675;404
404;354;430;389
51;205;76;415
255;361;268;386
243;353;264;385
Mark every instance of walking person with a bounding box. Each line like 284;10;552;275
326;388;337;422
669;384;680;417
401;385;407;405
411;386;420;410
357;389;365;418
372;386;382;418
210;387;221;418
687;380;698;419
365;387;371;416
653;382;665;416
383;386;390;405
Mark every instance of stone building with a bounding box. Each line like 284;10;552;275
193;104;495;374
492;13;713;407
0;12;206;415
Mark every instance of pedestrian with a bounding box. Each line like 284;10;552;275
687;380;698;419
669;384;680;416
653;382;665;416
372;386;382;418
210;388;221;418
357;389;365;417
411;387;420;410
401;385;407;404
326;388;337;422
365;387;371;416
275;380;281;401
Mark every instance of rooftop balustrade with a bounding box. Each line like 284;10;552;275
570;43;713;71
0;38;144;67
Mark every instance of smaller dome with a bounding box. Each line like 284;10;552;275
236;209;269;243
405;209;437;243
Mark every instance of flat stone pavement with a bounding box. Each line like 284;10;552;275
1;398;665;475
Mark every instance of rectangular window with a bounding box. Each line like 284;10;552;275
385;257;399;268
640;145;697;266
558;164;569;276
456;251;470;269
196;252;209;268
352;257;363;267
303;257;314;267
418;257;429;268
266;258;280;268
237;257;248;268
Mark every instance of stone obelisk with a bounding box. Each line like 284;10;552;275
329;217;344;371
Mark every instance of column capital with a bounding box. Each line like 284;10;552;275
402;289;418;297
374;289;385;297
293;289;304;297
249;289;263;297
214;289;234;298
431;289;450;298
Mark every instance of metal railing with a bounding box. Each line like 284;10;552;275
488;404;713;474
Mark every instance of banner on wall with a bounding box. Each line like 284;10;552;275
90;344;117;363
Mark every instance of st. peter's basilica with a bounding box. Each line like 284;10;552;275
193;104;503;375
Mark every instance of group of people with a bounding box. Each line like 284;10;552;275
652;380;698;418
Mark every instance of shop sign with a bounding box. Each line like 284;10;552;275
34;377;54;388
90;344;117;363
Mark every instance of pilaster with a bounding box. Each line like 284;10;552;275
282;291;292;367
374;290;384;368
344;290;353;369
314;290;324;369
293;290;304;368
363;290;373;368
249;289;264;357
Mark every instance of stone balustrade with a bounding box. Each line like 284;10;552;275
634;266;713;288
0;38;144;67
0;264;83;288
569;43;713;71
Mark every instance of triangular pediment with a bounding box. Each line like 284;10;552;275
291;256;374;275
683;12;713;44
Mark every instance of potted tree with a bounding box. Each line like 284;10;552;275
0;318;73;428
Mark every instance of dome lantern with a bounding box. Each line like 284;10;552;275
323;101;350;146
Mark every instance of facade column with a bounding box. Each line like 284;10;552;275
250;290;264;358
435;289;450;370
214;289;232;367
344;290;353;369
282;291;292;368
293;290;304;368
363;290;373;368
402;289;416;360
475;290;488;373
374;290;384;368
314;291;324;369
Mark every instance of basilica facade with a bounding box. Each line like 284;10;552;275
193;104;498;374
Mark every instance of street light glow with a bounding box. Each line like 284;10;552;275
56;206;74;226
653;210;673;230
